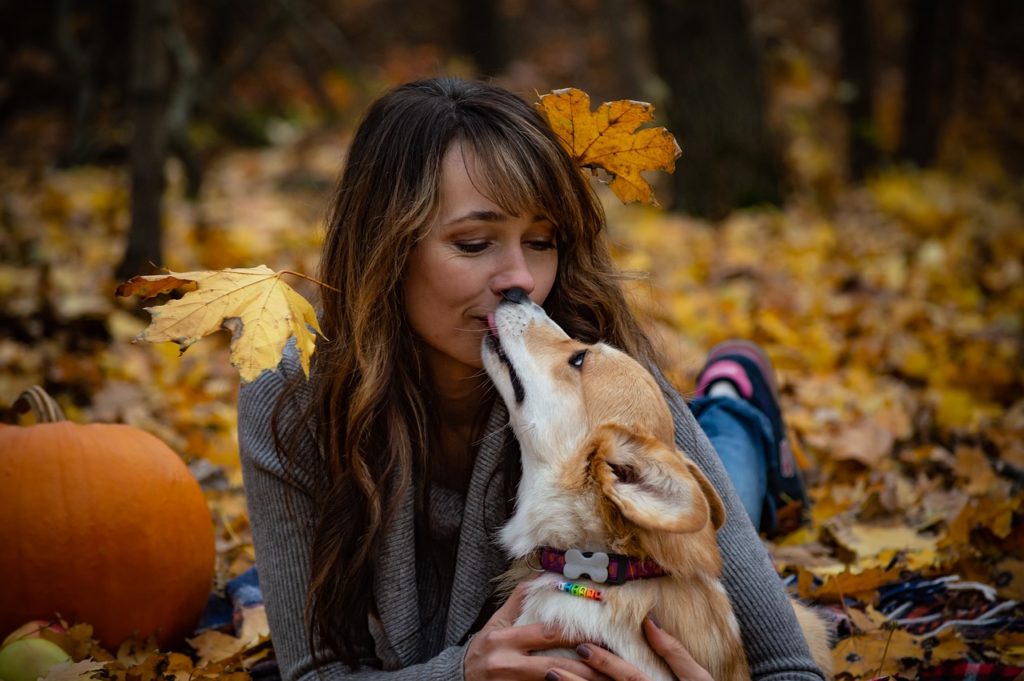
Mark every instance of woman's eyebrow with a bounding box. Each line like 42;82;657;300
443;209;507;226
442;210;550;227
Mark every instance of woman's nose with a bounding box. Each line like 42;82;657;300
490;246;536;297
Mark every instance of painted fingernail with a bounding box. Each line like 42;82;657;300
647;612;661;629
545;672;561;681
576;644;592;659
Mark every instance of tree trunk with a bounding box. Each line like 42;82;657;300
836;0;878;180
117;0;171;280
645;0;782;219
456;0;508;77
899;0;962;167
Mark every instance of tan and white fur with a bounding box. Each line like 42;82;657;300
481;297;831;681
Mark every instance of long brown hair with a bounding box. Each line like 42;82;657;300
273;77;658;668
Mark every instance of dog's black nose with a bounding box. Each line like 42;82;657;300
501;288;529;304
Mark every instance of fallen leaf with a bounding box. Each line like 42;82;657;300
826;521;938;562
38;659;106;681
992;558;1024;600
926;629;970;664
952;445;1001;496
236;605;270;645
832;627;922;677
812;565;904;603
847;605;890;633
535;88;681;205
994;632;1024;665
115;635;158;666
119;266;323;382
831;416;895;467
187;630;248;667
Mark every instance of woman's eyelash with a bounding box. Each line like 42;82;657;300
453;240;556;254
454;242;488;253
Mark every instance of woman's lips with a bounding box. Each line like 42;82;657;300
486;312;498;337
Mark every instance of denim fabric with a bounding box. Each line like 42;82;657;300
690;395;774;530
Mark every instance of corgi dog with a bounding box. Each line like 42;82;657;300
481;292;832;681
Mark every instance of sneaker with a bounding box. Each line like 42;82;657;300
695;340;809;536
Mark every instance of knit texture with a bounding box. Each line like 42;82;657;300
238;349;827;681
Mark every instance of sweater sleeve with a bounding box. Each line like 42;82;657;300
654;370;826;681
237;359;469;681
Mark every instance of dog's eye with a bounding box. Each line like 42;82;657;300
569;349;587;369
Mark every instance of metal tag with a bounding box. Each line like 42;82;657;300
563;549;610;583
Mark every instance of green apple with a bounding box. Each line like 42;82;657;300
0;638;70;681
1;621;65;651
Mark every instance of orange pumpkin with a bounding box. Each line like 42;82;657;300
0;387;215;649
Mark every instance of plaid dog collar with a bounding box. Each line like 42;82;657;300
536;547;667;585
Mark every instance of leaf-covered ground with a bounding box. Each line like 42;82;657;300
1;130;1022;677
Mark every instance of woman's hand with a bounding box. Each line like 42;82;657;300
544;616;714;681
464;583;609;680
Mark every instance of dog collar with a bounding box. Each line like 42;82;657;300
535;547;667;585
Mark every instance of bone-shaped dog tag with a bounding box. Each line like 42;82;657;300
563;549;610;583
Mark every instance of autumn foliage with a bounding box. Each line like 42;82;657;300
1;85;1022;679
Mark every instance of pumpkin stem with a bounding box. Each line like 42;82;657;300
14;386;67;423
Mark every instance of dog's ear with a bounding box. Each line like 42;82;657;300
684;459;726;530
591;424;722;534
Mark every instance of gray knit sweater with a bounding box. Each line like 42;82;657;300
238;349;826;681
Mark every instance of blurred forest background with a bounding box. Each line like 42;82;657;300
1;0;1023;678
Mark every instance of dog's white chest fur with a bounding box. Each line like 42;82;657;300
516;574;676;681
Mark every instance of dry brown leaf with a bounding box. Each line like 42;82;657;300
187;630;248;666
831;416;895;467
118;266;323;382
953;445;1002;495
38;659;107;681
831;627;922;677
846;605;890;634
826;521;938;562
115;634;158;666
236;605;270;644
926;630;970;665
812;565;904;603
535;88;681;205
943;496;1022;546
994;632;1024;665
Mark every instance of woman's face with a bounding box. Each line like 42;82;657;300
404;144;559;383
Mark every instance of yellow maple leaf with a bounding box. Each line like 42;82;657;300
118;266;323;382
535;88;681;205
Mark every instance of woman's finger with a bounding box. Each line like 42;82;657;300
565;643;650;680
642;616;713;681
533;656;611;681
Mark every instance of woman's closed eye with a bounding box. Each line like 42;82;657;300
453;241;490;254
526;238;557;252
452;238;556;255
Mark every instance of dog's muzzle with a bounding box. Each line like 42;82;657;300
487;299;526;404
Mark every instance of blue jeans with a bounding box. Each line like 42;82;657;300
690;396;774;530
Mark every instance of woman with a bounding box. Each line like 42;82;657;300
238;77;823;681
